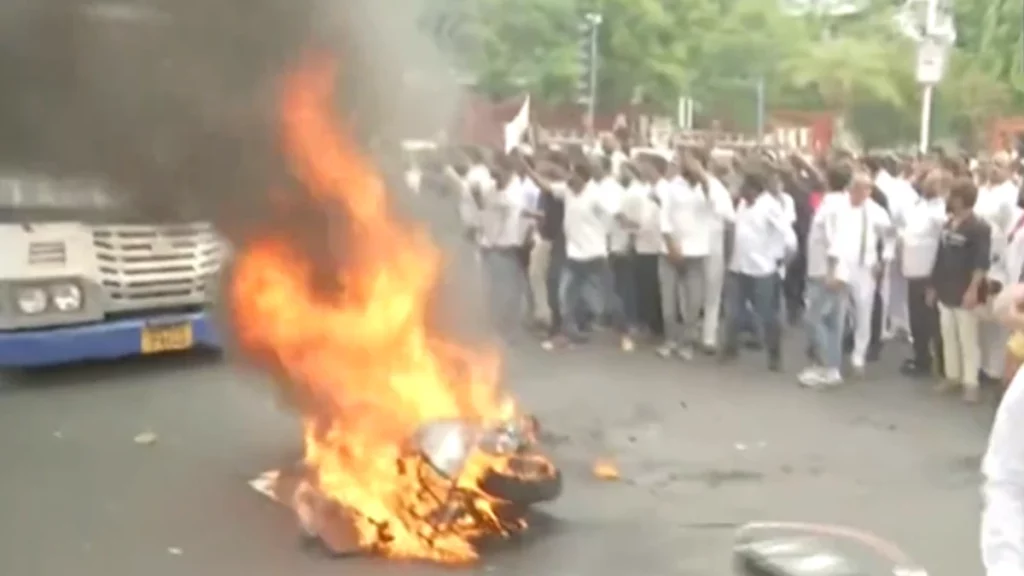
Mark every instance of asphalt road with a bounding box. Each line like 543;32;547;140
0;335;994;576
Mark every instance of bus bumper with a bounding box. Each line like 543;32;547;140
0;312;220;368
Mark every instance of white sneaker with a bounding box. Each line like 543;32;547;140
818;368;843;387
656;344;675;359
797;367;824;387
799;367;843;389
676;345;695;361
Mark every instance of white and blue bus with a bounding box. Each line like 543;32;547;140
0;175;225;367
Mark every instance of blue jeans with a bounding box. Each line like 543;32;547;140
560;257;623;342
610;253;639;329
732;275;781;342
804;278;849;370
546;239;567;336
724;272;781;358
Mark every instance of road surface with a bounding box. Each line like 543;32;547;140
0;337;993;576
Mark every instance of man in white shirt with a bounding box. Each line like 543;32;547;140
656;152;724;359
869;155;916;340
608;162;647;342
832;170;894;374
477;166;529;340
899;167;947;377
983;364;1024;576
887;161;920;338
631;158;669;336
462;161;494;245
545;161;632;350
700;160;736;353
976;153;1020;385
798;163;852;388
771;180;798;304
721;165;797;371
982;282;1024;576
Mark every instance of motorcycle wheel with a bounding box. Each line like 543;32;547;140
479;461;562;506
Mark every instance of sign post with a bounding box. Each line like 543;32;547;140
915;36;946;153
906;0;954;153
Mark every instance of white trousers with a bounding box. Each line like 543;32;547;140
849;266;877;367
702;247;726;348
978;309;1007;379
887;265;910;335
938;303;981;389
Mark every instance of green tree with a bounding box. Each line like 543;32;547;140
941;51;1012;146
592;0;693;111
453;0;815;111
780;33;909;119
449;0;1022;147
448;0;582;101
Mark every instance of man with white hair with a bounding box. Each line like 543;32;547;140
833;169;894;375
798;161;852;388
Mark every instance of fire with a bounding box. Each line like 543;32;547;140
592;459;620;481
228;56;514;562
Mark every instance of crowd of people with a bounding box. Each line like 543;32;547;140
414;135;1024;402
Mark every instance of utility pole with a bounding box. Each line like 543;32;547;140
577;12;602;137
913;0;955;153
707;76;766;144
917;0;939;153
755;76;766;144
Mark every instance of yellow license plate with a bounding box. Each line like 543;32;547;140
140;323;194;354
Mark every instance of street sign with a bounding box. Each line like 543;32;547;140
915;37;947;84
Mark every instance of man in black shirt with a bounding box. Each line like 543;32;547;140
521;158;568;337
928;177;991;403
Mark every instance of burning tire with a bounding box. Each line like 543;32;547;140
479;453;563;506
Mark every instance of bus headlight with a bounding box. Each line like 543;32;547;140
15;287;48;315
50;283;83;312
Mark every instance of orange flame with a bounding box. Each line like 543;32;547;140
592;459;620;481
229;56;513;562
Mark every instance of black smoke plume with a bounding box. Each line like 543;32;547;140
0;0;462;231
0;0;488;343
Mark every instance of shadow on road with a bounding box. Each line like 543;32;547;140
0;348;228;391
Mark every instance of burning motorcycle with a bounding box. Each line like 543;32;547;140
250;415;562;558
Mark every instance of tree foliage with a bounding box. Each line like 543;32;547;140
436;0;1024;146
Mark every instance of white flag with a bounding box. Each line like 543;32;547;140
504;95;531;153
